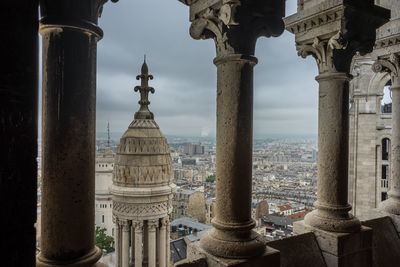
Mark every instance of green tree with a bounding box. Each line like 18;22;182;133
206;174;216;183
95;227;115;254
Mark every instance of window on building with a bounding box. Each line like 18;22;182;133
382;165;388;180
382;138;390;161
381;81;392;114
382;192;388;201
102;215;104;223
112;228;114;236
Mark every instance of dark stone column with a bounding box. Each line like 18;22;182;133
1;1;39;266
37;1;116;266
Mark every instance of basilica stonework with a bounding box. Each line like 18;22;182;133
110;60;176;267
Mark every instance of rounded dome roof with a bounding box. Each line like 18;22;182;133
112;60;173;188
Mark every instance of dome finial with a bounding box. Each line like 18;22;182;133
134;57;155;120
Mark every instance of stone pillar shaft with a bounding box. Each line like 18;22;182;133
159;221;167;267
115;221;121;267
303;72;360;232
131;224;135;264
135;222;143;267
166;220;170;266
214;55;255;225
389;84;400;201
148;222;157;267
38;17;102;267
122;222;130;267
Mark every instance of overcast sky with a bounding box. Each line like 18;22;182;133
92;0;319;138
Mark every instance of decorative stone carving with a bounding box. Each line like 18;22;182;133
372;54;400;83
184;0;285;56
132;221;144;231
113;201;169;217
147;220;158;230
297;32;351;73
121;220;131;232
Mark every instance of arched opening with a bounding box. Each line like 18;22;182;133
381;80;392;114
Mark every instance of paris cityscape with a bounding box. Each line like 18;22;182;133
36;133;318;264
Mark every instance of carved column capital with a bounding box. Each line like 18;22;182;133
132;220;144;230
120;220;131;231
286;1;390;74
180;0;285;57
160;217;169;228
147;219;158;231
39;0;119;39
296;32;354;74
112;215;119;225
372;54;400;85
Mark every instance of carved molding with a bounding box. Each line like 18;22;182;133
375;34;400;50
113;201;171;218
286;7;343;36
160;217;169;227
117;137;170;155
112;163;173;186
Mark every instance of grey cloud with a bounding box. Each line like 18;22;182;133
96;0;318;137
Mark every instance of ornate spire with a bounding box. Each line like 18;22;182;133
134;56;155;120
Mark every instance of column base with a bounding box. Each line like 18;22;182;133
378;197;400;216
36;247;103;267
358;207;400;234
177;241;279;267
294;220;372;267
199;229;266;259
304;208;361;233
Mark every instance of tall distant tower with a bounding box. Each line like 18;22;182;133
110;60;176;267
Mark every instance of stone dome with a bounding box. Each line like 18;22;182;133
112;60;173;188
110;59;175;223
112;118;173;187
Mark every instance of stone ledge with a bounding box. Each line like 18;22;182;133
267;232;326;267
293;220;373;267
177;241;280;267
361;216;400;267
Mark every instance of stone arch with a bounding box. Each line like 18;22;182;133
367;71;391;113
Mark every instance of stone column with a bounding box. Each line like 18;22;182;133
143;222;149;265
2;1;38;266
156;221;160;266
159;218;167;267
166;219;171;266
373;55;400;215
284;1;389;234
121;220;131;267
113;216;121;267
36;1;117;266
148;220;158;267
134;221;144;267
180;0;285;260
130;223;135;265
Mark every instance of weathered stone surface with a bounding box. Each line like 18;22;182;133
294;221;373;267
362;216;400;267
184;242;279;267
267;232;326;267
